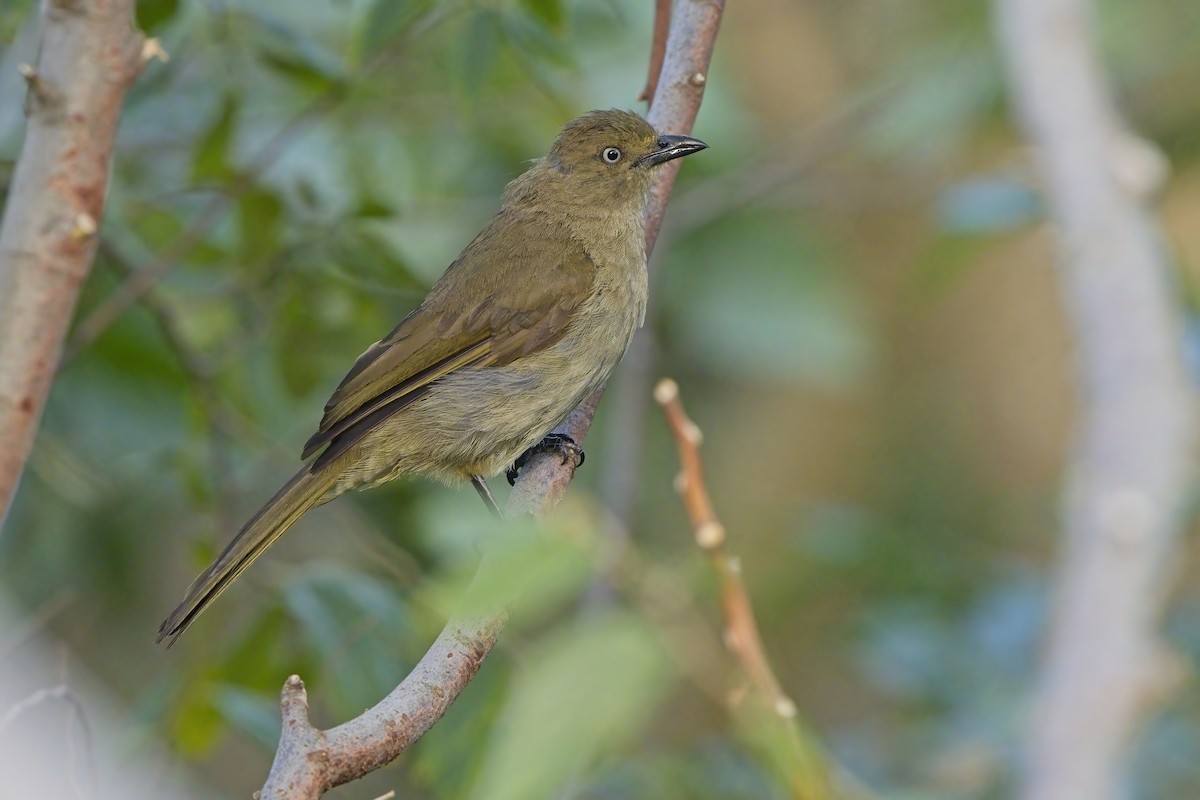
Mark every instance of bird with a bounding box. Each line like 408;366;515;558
157;109;707;645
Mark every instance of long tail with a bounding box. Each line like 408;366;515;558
157;464;341;646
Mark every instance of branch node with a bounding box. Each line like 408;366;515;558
696;521;725;549
141;38;170;64
774;696;798;719
279;674;313;729
673;471;688;495
1110;131;1168;200
654;378;679;404
18;62;64;111
71;213;98;240
690;72;708;86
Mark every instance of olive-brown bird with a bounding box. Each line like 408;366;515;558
157;110;706;644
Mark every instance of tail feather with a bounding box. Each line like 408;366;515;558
157;465;341;646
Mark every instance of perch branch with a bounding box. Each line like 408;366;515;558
0;0;146;524
257;2;726;797
995;1;1195;799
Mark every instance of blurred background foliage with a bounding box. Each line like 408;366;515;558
2;0;1200;797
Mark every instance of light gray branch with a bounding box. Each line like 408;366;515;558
0;0;146;524
995;1;1194;798
257;2;726;797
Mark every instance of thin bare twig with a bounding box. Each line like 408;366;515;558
0;0;147;524
995;1;1194;799
655;378;794;714
257;2;726;797
655;378;871;800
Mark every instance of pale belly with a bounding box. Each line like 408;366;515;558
326;277;645;495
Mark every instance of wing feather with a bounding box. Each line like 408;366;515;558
300;208;596;465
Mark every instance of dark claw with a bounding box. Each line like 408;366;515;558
506;434;585;486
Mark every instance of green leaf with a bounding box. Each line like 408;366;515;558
281;567;415;712
462;11;502;95
519;0;565;31
191;96;237;184
170;680;224;756
237;187;284;265
359;0;435;61
317;222;424;295
501;11;572;68
258;41;345;93
354;196;396;219
136;0;180;33
467;612;670;800
211;685;283;750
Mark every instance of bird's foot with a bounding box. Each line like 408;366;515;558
506;434;585;486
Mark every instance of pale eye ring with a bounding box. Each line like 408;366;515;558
602;147;622;164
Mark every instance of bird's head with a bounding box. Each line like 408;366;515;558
540;109;707;206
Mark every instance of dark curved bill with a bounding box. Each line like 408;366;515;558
637;134;708;167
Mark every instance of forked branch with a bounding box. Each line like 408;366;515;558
257;2;726;796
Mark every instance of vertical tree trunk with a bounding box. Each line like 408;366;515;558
0;0;145;523
995;1;1195;798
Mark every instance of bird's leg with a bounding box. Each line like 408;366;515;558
506;434;585;486
471;475;503;519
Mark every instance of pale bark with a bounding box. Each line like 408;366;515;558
0;0;145;523
995;1;1195;798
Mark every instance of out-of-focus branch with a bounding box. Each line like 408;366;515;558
995;2;1194;799
0;0;147;524
0;683;96;799
257;2;726;797
655;378;850;800
639;0;672;102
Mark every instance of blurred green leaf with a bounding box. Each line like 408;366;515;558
463;11;503;95
359;0;435;62
664;212;874;392
128;208;184;252
191;95;237;184
520;0;565;31
258;40;345;93
467;612;670;800
135;0;179;33
170;680;225;756
500;13;573;69
316;222;424;295
238;187;284;265
282;566;415;712
354;196;396;219
212;685;284;750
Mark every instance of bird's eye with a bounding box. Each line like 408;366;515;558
602;147;622;164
